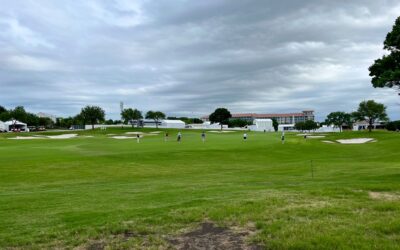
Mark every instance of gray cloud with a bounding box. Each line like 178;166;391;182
0;0;399;120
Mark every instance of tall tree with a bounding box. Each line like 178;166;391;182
0;105;6;114
79;106;105;130
121;108;143;127
353;100;388;132
272;118;279;132
304;120;319;131
9;106;27;122
369;16;400;94
209;108;232;130
325;111;352;132
145;111;165;128
294;121;306;131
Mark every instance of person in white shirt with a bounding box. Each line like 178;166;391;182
177;132;182;142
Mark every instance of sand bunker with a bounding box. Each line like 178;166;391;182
9;134;78;140
149;131;162;134
9;136;43;140
307;136;325;138
322;140;335;144
208;131;235;133
125;132;144;135
336;138;375;144
46;134;78;139
111;136;137;139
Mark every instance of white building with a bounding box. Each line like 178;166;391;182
248;119;274;132
160;119;185;128
352;121;385;131
2;120;28;132
278;124;296;132
188;122;228;130
37;112;57;123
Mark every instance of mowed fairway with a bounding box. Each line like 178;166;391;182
0;129;399;249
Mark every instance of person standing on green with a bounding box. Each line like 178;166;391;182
201;131;206;142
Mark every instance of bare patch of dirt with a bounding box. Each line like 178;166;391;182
86;241;105;250
369;191;400;201
169;222;263;250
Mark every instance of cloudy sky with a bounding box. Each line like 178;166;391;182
0;0;399;120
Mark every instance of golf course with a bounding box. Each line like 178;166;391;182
0;128;399;249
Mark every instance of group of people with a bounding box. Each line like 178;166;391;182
136;131;286;144
162;131;207;143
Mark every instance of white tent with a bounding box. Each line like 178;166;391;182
4;120;28;132
0;121;5;132
160;119;185;128
249;119;274;132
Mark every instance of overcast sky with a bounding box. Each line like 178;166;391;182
0;0;399;120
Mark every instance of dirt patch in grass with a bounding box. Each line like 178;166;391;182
86;241;106;250
369;191;400;201
169;222;262;250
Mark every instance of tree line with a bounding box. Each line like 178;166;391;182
0;106;54;129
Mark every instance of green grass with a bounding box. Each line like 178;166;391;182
0;128;399;249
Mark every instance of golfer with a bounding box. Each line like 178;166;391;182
165;132;169;142
136;133;140;143
281;132;285;144
177;132;182;142
201;131;206;142
243;133;247;141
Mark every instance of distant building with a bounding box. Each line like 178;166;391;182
201;110;314;124
37;112;57;123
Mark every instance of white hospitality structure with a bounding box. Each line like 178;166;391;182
188;122;228;130
2;120;28;132
160;119;185;129
0;121;5;132
248;119;274;132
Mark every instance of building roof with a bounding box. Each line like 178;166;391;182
4;120;27;125
202;110;314;119
231;113;305;118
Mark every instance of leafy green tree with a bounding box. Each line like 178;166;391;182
369;16;400;93
228;119;252;128
56;117;74;128
272;118;279;132
26;113;39;127
325;112;352;132
386;120;400;131
294;121;306;131
353;100;388;132
209;108;232;130
304;120;319;131
0;105;6;114
121;108;143;127
9;106;27;122
79;106;105;130
0;110;11;122
145;111;165;128
104;119;114;125
38;117;54;128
